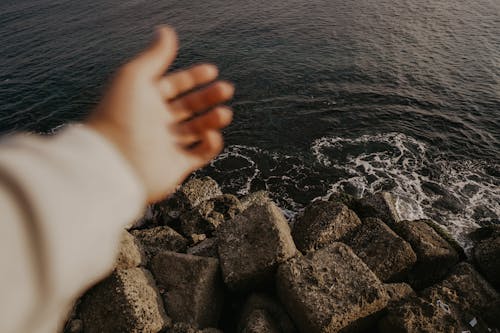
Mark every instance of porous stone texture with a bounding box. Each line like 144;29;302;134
471;226;500;291
384;283;415;307
420;263;500;330
276;243;389;333
218;202;297;291
187;238;219;258
167;322;223;333
131;226;188;260
240;191;272;211
78;268;169;333
115;231;146;270
292;201;361;253
241;309;281;333
378;296;460;332
179;194;242;238
346;218;416;282
238;294;297;333
393;220;459;289
150;251;223;328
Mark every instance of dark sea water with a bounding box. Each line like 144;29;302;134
1;0;499;246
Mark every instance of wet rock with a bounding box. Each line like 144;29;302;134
131;226;188;260
179;194;242;237
471;226;500;291
115;231;146;270
238;294;296;333
187;238;219;258
167;322;222;333
79;268;169;333
241;191;272;211
384;283;415;307
420;263;500;330
346;218;416;282
276;243;389;333
150;251;223;328
292;201;361;253
218;202;297;291
393;220;459;289
241;309;281;333
378;296;460;332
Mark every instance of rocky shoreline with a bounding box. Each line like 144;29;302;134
64;177;500;333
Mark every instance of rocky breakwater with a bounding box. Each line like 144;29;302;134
64;177;500;333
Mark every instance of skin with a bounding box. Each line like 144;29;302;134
87;26;234;203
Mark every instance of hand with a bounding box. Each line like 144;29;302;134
86;26;234;203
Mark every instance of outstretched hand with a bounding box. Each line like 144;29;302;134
87;26;234;203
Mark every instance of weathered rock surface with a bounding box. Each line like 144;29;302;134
218;202;297;291
238;294;296;333
346;218;416;282
150;251;223;328
384;283;416;307
179;194;242;238
276;243;389;333
420;263;500;330
240;191;272;211
241;309;281;333
471;226;500;291
167;322;223;333
131;226;188;260
292;201;361;253
393;220;459;289
115;231;146;270
187;238;219;258
78;268;169;333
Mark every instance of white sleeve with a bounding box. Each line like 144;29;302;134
0;125;146;333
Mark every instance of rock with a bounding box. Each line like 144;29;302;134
78;268;169;333
276;243;389;333
64;319;83;333
241;191;272;211
179;194;242;238
217;202;297;291
345;218;416;282
384;283;415;307
150;251;223;328
238;294;297;333
393;220;459;289
241;309;281;333
471;226;500;291
420;263;500;330
423;219;465;260
187;238;219;258
378;296;460;332
167;322;222;333
131;226;188;260
115;231;146;269
292;201;361;253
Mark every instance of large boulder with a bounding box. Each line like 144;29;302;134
471;226;500;291
187;238;219;258
346;218;416;282
150;251;223;328
393;220;459;289
167;323;222;333
115;231;146;270
240;309;281;333
384;283;416;307
238;294;297;333
292;201;361;253
78;268;169;333
276;243;389;333
420;263;500;331
240;191;272;211
217;202;297;291
131;226;188;260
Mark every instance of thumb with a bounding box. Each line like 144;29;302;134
133;26;178;78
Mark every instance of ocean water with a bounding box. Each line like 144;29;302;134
1;0;499;245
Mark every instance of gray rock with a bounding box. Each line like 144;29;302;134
241;191;272;211
150;251;223;328
346;218;416;282
241;309;281;333
187;238;219;258
276;243;389;333
238;294;296;333
217;202;297;291
384;283;415;307
393;220;459;289
292;201;361;253
115;231;146;270
131;226;188;260
471;226;500;291
79;268;169;333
